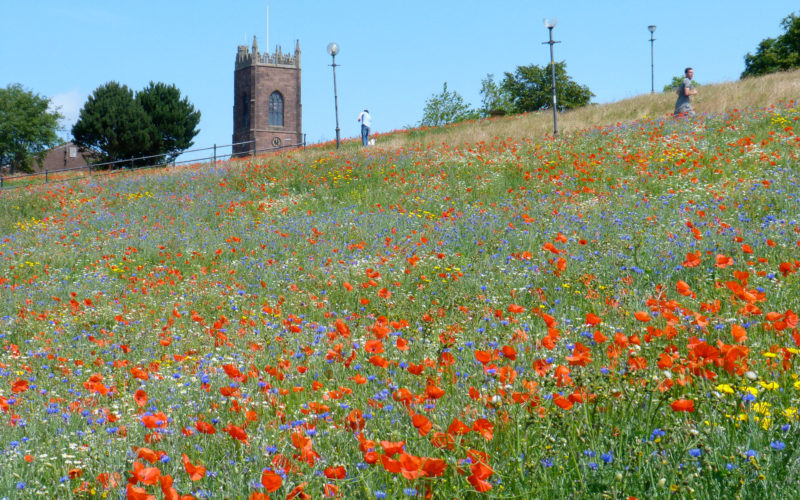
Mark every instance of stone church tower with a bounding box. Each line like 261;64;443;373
232;36;302;156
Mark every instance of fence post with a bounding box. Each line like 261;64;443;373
303;134;306;150
213;144;217;165
45;169;48;183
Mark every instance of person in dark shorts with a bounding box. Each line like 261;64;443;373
674;67;698;117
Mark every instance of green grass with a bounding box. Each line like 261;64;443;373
0;100;798;499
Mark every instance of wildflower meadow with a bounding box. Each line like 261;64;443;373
1;101;799;499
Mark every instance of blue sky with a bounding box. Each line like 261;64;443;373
1;1;796;156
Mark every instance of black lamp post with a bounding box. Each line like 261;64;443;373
648;25;656;94
542;18;560;137
327;42;341;149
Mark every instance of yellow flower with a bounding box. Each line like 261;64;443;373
752;402;771;415
716;384;734;394
759;381;779;391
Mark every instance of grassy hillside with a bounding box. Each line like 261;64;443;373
326;68;800;152
0;71;798;498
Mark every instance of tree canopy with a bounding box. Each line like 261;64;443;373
501;62;594;114
72;81;200;168
742;13;800;78
478;74;513;118
419;82;476;127
663;75;701;93
0;84;62;174
136;82;201;164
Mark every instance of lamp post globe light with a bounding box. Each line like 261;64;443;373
648;25;656;94
542;18;560;137
327;42;341;149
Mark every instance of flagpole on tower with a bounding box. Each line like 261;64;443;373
266;3;270;55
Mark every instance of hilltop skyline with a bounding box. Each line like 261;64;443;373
1;0;797;157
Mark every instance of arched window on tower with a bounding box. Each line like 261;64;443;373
269;91;284;127
241;93;249;129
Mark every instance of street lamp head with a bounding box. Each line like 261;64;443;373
326;42;339;56
648;25;656;33
543;18;558;29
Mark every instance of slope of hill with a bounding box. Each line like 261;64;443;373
371;68;800;150
0;69;798;498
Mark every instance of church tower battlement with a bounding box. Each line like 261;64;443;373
233;36;302;156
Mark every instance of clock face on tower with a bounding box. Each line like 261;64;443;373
272;137;281;147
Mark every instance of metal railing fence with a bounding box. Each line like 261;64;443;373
0;136;306;191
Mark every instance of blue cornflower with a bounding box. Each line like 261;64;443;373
688;448;702;458
770;441;786;451
745;449;758;460
650;428;665;440
542;458;554;468
601;452;614;464
403;488;417;496
375;492;386;499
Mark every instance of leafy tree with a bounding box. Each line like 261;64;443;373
478;74;512;117
72;82;156;168
663;75;701;93
136;82;201;164
0;84;62;174
742;13;800;77
501;62;593;113
419;82;476;127
72;81;201;168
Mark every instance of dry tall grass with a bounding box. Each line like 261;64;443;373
372;68;800;150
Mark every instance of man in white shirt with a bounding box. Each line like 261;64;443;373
357;109;372;146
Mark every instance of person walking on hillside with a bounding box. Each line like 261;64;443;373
358;109;372;146
674;67;698;117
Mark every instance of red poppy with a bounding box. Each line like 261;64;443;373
182;454;206;481
474;350;492;364
447;418;471;436
136;447;159;464
421;458;447;477
134;389;148;407
472;418;494;440
553;393;574;410
682;252;701;267
195;420;216;434
670;399;695;412
566;342;592;367
412;413;433;436
11;379;28;393
126;484;154;500
261;469;282;492
324;466;346;479
131;461;160;485
380;454;402;473
585;313;602;326
380;440;405;455
732;324;747;343
507;303;525;314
